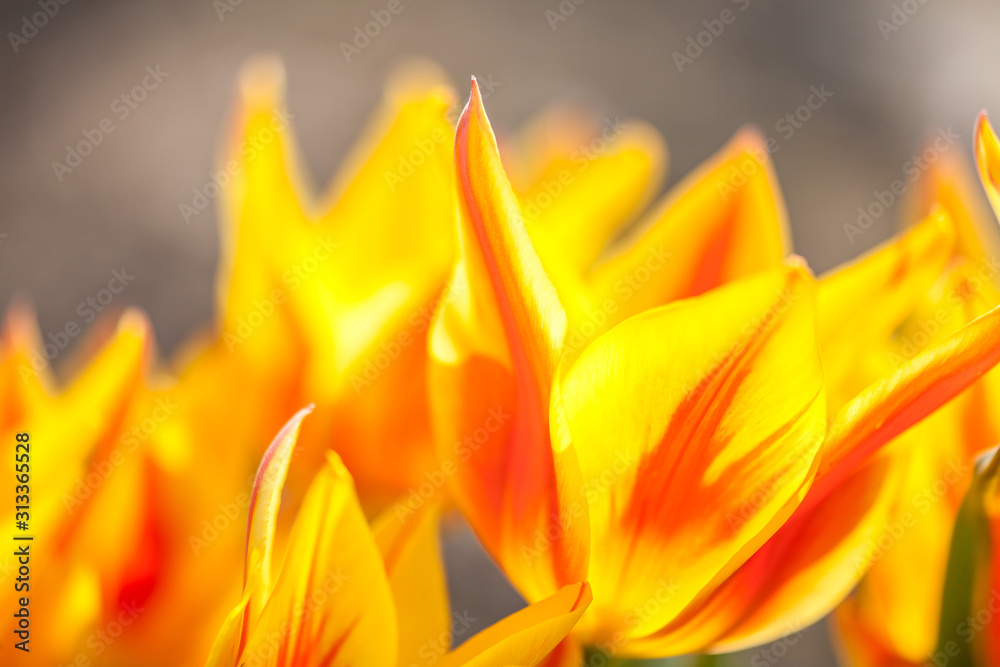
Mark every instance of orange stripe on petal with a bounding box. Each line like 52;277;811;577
555;265;826;651
244;406;313;618
431;80;587;602
817;208;955;412
587;128;788;331
812;302;1000;511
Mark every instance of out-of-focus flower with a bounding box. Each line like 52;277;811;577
834;120;1000;666
0;307;178;665
207;408;592;667
174;56;457;515
428;79;1000;660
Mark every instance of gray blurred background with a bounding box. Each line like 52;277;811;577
4;0;1000;664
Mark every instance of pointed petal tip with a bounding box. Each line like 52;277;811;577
785;254;816;280
731;125;772;162
976;112;999;159
118;307;151;336
117;308;156;362
237;54;286;101
3;297;37;334
977;109;991;130
1;299;42;356
733;125;766;148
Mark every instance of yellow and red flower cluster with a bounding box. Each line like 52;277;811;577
5;58;1000;666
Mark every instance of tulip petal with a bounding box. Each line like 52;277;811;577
372;502;449;667
520;111;667;273
436;583;591;667
217;57;306;333
586;128;788;334
0;301;54;427
836;422;970;664
430;79;588;601
814;300;1000;506
244;451;397;667
907;146;999;263
817;207;955;411
699;291;1000;652
554;265;826;648
702;452;903;653
244;405;313;619
205;595;251;667
975;113;1000;225
286;61;457;507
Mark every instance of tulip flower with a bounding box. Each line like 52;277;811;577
207;407;592;667
0;307;172;665
834;123;1000;665
174;56;457;515
429;78;1000;660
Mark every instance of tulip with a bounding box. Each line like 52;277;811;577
175;56;457;515
429;79;1000;660
0;307;174;665
207;408;592;667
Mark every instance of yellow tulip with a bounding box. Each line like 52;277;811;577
0;307;178;665
207;408;592;667
175;56;457;516
428;79;1000;660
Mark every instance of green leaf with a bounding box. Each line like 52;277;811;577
935;447;999;666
